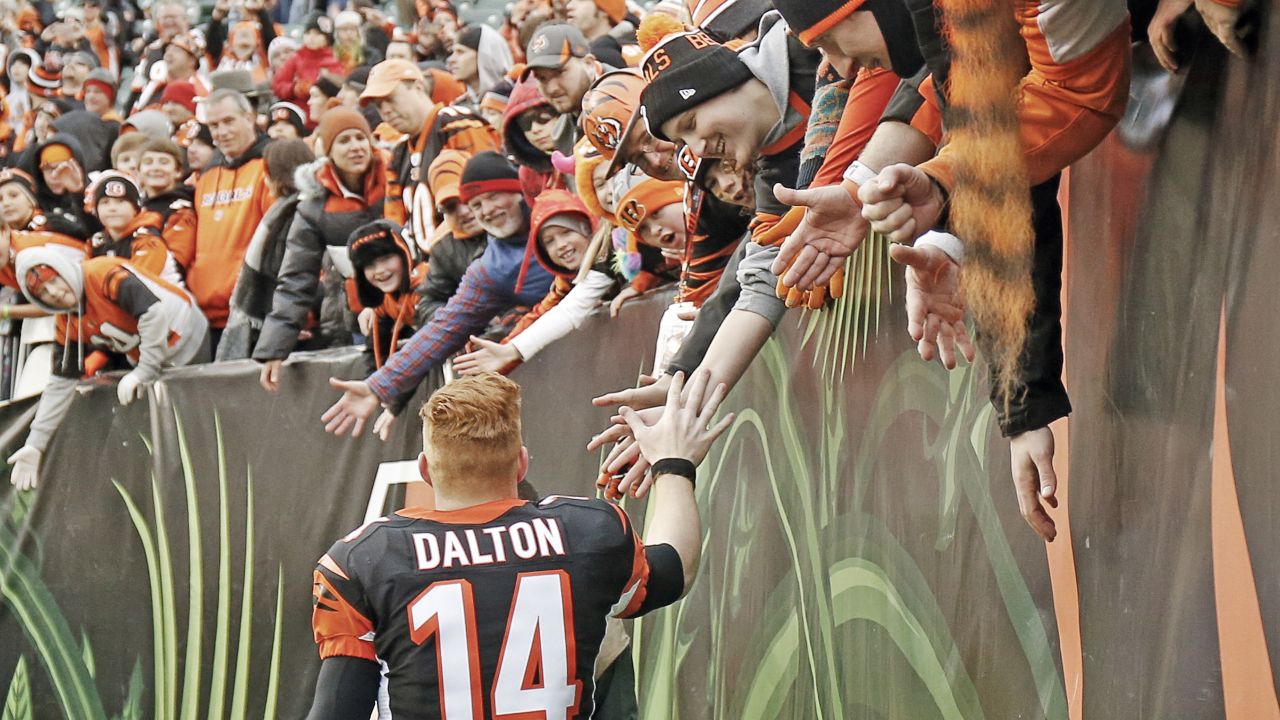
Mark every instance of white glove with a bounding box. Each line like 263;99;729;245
117;372;148;406
8;446;42;491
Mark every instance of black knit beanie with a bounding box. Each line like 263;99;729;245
638;29;755;143
865;0;924;78
772;0;867;46
458;151;522;203
92;172;142;210
457;25;484;51
314;71;344;99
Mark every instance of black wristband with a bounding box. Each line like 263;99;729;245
650;457;697;487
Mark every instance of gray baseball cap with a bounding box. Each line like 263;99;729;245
521;23;591;79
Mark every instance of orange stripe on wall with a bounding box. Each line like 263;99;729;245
1211;309;1280;720
1046;171;1084;720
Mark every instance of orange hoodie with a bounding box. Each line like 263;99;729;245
189;135;274;327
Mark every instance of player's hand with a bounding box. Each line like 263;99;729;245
890;244;975;368
1194;0;1246;57
859;165;945;244
1149;0;1195;71
322;378;382;436
373;409;397;442
357;308;375;337
771;183;868;291
594;435;652;500
453;336;521;375
609;286;642;317
591;373;669;412
620;370;734;468
116;371;147;405
1009;427;1059;542
259;359;283;393
8;446;41;491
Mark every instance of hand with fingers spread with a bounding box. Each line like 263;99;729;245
771;183;868;292
1010;427;1059;542
453;336;522;376
591;374;670;414
890;244;975;368
590;407;662;499
619;369;734;486
321;378;383;436
1194;0;1245;58
858;165;945;244
1148;0;1195;71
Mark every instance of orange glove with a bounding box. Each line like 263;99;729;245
82;351;109;378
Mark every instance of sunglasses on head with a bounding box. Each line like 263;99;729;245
517;108;558;133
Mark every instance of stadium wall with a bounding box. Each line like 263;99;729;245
0;26;1277;720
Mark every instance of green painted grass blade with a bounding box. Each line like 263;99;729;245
261;566;285;720
113;479;168;719
207;414;232;720
229;467;256;719
172;412;203;720
2;655;32;720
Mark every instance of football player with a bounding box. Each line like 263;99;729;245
307;370;731;718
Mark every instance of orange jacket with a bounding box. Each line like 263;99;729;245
189;135;275;327
920;1;1131;190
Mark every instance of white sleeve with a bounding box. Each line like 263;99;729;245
507;270;615;361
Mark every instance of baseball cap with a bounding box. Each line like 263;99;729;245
359;59;425;105
580;69;646;177
520;23;590;79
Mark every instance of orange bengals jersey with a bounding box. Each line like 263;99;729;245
313;496;679;719
55;257;205;367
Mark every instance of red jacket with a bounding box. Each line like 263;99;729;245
271;46;343;106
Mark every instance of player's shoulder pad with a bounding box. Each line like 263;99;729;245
324;513;417;562
536;496;635;543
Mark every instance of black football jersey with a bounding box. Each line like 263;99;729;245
312;496;662;719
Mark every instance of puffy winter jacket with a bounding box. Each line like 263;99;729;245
252;156;392;360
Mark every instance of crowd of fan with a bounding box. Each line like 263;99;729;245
0;0;1251;542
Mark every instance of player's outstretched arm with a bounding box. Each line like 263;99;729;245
304;656;381;720
620;370;734;594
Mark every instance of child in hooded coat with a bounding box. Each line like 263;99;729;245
271;12;345;107
453;188;625;375
345;220;428;372
6;247;208;491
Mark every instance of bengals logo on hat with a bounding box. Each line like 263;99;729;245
587;116;623;153
104;180;128;198
529;33;549;54
617;198;646;232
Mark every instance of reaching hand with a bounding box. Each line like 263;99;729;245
589;406;662;498
770;183;868;291
1194;0;1245;57
609;286;643;318
357;308;375;337
1148;0;1195;71
321;378;382;436
117;371;147;406
1009;427;1059;542
259;359;283;393
890;244;975;369
8;446;41;491
373;409;397;442
619;370;734;467
453;336;522;376
591;374;669;413
858;165;945;244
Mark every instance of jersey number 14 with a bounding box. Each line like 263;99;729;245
408;570;583;719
